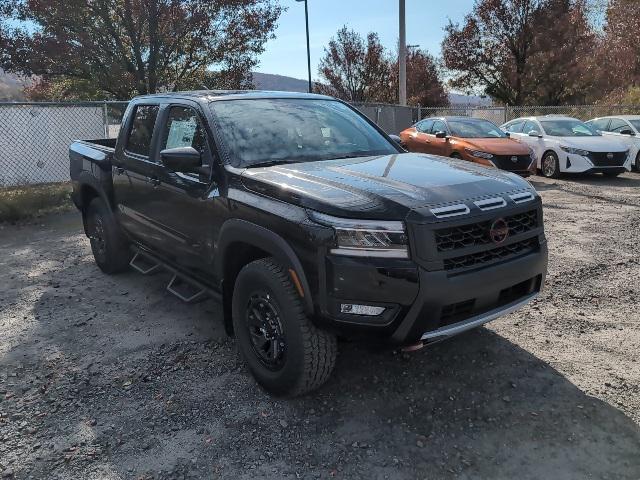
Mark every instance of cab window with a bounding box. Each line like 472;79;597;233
126;105;159;157
162;106;211;166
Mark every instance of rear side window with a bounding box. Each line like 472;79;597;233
126;105;159;157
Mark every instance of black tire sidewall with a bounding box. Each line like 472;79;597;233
86;198;129;274
232;261;307;396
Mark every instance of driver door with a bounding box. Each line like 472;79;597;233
146;103;220;272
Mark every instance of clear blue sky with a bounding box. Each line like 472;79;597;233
256;0;473;80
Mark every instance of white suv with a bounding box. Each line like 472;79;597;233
501;116;630;178
586;115;640;171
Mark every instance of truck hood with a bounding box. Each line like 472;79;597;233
240;152;532;219
552;136;628;152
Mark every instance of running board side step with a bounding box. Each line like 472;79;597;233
166;274;207;303
129;252;161;275
129;247;219;304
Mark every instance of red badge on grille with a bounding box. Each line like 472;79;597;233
489;218;509;244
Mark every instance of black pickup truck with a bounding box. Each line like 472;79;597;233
70;91;547;396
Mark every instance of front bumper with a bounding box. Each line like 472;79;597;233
315;240;547;346
561;151;631;173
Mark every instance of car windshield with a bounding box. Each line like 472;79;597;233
628;120;640;132
448;119;507;138
539;119;600;137
209;98;397;167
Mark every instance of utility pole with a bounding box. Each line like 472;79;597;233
398;0;407;106
296;0;313;93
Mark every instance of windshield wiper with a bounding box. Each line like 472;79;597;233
246;159;302;168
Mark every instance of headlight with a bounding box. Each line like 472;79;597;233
560;146;590;156
464;148;494;160
308;211;409;258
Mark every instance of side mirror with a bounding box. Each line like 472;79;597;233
388;134;403;146
528;130;542;138
620;129;635;136
160;147;202;173
504;131;511;137
435;131;447;139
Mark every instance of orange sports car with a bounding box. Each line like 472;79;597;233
399;116;536;176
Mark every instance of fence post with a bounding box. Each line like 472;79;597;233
102;101;109;138
503;106;508;123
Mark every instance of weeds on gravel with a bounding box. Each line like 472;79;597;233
0;182;72;222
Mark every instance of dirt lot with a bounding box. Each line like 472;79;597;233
1;172;639;480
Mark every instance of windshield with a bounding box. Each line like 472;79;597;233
209;98;397;167
448;119;507;138
629;120;640;132
539;119;600;137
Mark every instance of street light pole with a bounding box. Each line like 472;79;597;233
398;0;407;106
296;0;313;93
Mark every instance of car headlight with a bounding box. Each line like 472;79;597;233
308;211;409;258
560;146;590;156
464;148;494;160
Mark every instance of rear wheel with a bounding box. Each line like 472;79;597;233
541;151;561;178
232;258;337;397
86;198;131;274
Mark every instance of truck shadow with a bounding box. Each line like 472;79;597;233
2;217;639;479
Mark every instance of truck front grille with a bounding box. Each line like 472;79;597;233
443;237;538;271
435;210;537;252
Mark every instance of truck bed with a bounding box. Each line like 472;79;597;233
69;138;117;210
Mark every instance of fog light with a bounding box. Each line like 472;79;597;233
340;304;385;316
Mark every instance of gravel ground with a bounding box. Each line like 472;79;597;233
1;172;639;480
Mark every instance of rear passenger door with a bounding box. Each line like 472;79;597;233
112;103;161;243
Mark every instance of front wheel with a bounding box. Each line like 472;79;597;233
232;258;337;397
541;151;561;178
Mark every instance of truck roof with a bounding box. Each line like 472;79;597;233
133;90;334;102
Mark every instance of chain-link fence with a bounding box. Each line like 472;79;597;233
2;100;640;186
0;101;128;187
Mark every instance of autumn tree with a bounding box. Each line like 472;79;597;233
442;0;596;105
2;0;282;99
316;26;393;103
593;0;640;102
527;0;596;104
391;48;448;106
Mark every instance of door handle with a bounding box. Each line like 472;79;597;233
149;176;161;186
114;166;125;175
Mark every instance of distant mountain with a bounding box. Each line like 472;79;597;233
448;92;492;106
251;72;309;93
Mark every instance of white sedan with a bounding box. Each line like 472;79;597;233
586;115;640;171
501;116;631;178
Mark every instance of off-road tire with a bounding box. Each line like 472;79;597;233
541;151;561;178
86;197;131;274
232;257;337;397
